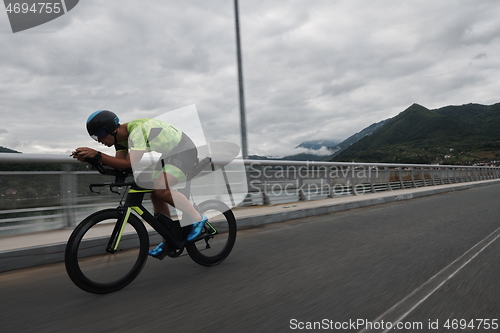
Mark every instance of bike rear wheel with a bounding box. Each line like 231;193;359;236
186;200;237;266
65;209;149;294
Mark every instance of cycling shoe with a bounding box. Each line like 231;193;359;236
148;242;165;258
186;214;208;241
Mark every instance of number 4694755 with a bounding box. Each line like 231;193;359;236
5;3;62;14
444;319;498;330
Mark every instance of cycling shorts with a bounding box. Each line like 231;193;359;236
153;133;198;182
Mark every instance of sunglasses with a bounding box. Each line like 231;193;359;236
91;128;109;141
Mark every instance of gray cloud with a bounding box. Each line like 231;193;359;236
1;0;500;157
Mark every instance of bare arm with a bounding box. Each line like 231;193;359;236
72;147;134;171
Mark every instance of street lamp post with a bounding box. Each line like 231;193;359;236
234;0;248;160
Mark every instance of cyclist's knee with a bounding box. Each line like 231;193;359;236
153;188;173;200
153;172;179;189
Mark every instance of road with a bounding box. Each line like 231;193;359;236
1;183;500;333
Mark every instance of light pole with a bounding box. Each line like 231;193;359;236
234;0;248;159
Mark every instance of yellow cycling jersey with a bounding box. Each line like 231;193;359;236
115;118;183;154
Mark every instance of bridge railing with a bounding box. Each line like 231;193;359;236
245;159;500;205
0;153;498;236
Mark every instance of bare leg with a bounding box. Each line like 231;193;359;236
149;172;205;251
151;192;171;217
152;172;202;223
150;192;171;243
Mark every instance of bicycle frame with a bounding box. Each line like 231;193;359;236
105;184;188;252
88;156;222;253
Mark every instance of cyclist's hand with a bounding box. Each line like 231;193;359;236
70;149;85;161
72;147;98;162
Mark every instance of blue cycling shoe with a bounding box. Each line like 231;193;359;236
186;214;208;242
148;242;165;257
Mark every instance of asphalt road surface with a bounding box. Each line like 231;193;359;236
1;183;500;333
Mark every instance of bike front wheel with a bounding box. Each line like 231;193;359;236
65;209;149;294
186;200;237;266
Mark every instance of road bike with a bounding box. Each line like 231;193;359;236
64;157;237;294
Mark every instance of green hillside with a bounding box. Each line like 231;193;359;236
333;103;500;164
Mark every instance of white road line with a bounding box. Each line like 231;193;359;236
359;225;500;333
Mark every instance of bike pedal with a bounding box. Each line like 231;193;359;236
151;251;167;260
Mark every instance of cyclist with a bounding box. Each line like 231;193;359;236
72;110;207;258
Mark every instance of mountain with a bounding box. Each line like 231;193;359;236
295;140;339;151
328;119;389;157
0;146;21;153
333;103;500;164
293;120;387;158
249;153;330;162
280;152;331;161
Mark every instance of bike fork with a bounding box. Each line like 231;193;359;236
106;207;131;253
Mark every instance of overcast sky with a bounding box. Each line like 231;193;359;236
1;0;500;157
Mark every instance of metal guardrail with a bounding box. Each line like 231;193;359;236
245;159;500;205
0;153;498;236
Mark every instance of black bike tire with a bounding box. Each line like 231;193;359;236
65;209;149;294
186;200;237;266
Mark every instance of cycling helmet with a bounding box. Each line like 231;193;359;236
86;110;120;141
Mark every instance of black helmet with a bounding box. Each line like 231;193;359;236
86;110;120;141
